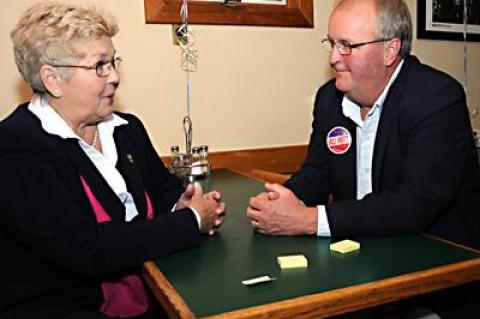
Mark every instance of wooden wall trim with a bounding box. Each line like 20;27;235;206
162;144;307;175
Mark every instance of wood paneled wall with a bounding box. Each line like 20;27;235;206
162;144;308;178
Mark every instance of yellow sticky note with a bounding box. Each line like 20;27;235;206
277;254;308;269
330;239;360;253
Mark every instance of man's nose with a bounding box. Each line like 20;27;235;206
329;45;342;66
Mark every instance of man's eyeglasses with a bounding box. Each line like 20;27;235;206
321;38;391;55
50;57;122;77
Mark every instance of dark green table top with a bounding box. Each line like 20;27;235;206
152;170;480;318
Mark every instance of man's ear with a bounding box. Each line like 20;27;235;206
39;65;62;98
384;37;401;67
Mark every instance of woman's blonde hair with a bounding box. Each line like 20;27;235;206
11;1;119;94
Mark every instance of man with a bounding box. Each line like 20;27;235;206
247;0;480;317
247;0;480;248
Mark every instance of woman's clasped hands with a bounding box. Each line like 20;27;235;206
176;182;226;235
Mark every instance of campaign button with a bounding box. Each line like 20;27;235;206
326;126;352;155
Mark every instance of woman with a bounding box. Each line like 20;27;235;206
0;2;226;318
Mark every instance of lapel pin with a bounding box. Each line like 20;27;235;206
127;154;135;164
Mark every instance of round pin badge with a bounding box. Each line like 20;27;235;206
326;126;352;155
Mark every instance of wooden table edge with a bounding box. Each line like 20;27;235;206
143;261;196;319
143;257;480;319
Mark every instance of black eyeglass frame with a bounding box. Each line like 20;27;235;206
50;57;122;77
321;38;391;55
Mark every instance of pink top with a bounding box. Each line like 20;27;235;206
80;175;154;318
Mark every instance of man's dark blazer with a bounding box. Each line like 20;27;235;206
0;105;201;318
286;55;480;249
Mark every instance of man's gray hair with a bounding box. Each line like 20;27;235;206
375;0;412;57
334;0;412;58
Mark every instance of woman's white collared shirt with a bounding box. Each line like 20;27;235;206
28;95;139;222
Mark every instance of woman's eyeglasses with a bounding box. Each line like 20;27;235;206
50;57;122;77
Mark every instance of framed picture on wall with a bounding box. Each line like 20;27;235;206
144;0;313;28
417;0;480;42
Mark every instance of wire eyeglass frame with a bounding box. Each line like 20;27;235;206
321;38;391;55
50;57;122;77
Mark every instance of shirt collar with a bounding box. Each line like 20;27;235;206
28;95;128;141
342;59;405;124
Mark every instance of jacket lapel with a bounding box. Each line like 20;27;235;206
372;57;414;190
113;126;148;220
329;93;357;199
334;117;357;199
63;139;127;222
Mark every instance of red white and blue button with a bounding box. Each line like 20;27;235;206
326;126;352;155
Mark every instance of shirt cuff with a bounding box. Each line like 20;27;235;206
317;205;331;237
172;204;202;230
188;206;202;230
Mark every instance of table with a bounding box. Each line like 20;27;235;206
143;170;480;319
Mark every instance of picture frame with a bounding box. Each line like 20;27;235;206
417;0;480;42
144;0;313;28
